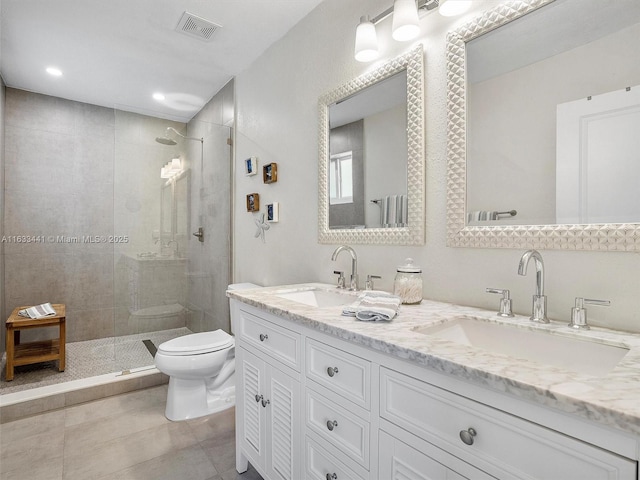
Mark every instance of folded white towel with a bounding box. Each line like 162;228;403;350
342;292;401;322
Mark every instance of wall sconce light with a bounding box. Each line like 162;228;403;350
355;16;379;62
354;0;472;62
392;0;420;41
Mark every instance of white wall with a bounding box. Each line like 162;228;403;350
234;0;640;333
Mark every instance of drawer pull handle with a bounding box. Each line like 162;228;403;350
326;474;337;480
459;428;477;445
255;394;263;403
261;398;270;408
326;420;338;431
327;366;339;377
259;333;268;342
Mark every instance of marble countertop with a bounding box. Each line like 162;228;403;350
227;283;640;437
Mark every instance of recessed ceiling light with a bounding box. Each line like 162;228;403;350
153;92;165;101
46;67;63;77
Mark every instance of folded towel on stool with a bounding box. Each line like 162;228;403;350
342;292;401;322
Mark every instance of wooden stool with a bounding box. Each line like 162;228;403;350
5;304;66;381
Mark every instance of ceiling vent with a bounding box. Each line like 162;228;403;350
175;12;221;42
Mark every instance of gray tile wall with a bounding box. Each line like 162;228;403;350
3;89;117;344
2;85;233;353
2;89;187;345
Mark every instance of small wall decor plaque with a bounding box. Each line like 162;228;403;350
245;157;258;176
266;202;279;222
246;193;260;212
263;162;277;184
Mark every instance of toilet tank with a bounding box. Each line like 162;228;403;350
227;283;260;335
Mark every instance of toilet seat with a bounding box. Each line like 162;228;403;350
158;330;234;356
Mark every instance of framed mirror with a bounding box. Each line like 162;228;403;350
318;45;425;245
446;0;640;251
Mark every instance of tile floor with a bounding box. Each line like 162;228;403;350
0;385;263;480
1;328;191;394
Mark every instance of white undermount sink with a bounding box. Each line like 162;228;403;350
275;288;355;308
413;316;629;377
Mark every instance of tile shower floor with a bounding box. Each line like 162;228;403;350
0;327;192;394
0;384;264;480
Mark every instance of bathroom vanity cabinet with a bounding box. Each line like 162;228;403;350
231;298;639;480
235;308;302;480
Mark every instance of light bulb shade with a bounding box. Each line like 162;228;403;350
392;0;420;41
439;0;472;17
354;16;379;62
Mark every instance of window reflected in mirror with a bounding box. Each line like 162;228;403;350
329;151;354;205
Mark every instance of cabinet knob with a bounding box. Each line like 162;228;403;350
255;394;263;403
261;398;270;408
259;333;268;342
459;427;477;445
326;420;338;431
326;474;337;480
327;366;339;377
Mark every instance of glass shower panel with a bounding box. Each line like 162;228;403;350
113;110;189;372
183;118;232;335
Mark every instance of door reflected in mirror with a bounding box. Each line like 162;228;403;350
466;0;640;226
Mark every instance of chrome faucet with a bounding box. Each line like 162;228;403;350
331;245;358;291
517;249;549;323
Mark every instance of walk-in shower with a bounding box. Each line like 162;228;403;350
1;80;234;416
0;110;194;404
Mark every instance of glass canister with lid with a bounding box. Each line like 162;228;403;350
393;258;423;304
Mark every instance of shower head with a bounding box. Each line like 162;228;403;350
155;126;203;145
155;136;178;145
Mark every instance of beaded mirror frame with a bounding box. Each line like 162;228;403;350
318;45;425;246
446;0;640;251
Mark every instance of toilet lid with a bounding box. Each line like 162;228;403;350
157;330;234;356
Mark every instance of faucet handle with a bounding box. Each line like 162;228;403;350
333;271;346;289
486;288;514;317
569;297;610;330
365;275;382;291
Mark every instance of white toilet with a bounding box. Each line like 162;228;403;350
154;283;259;421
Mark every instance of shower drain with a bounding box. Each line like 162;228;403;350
143;339;157;358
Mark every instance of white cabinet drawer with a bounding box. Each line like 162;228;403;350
378;429;494;480
237;308;301;371
380;368;636;479
306;338;371;410
306;389;370;469
305;436;366;480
